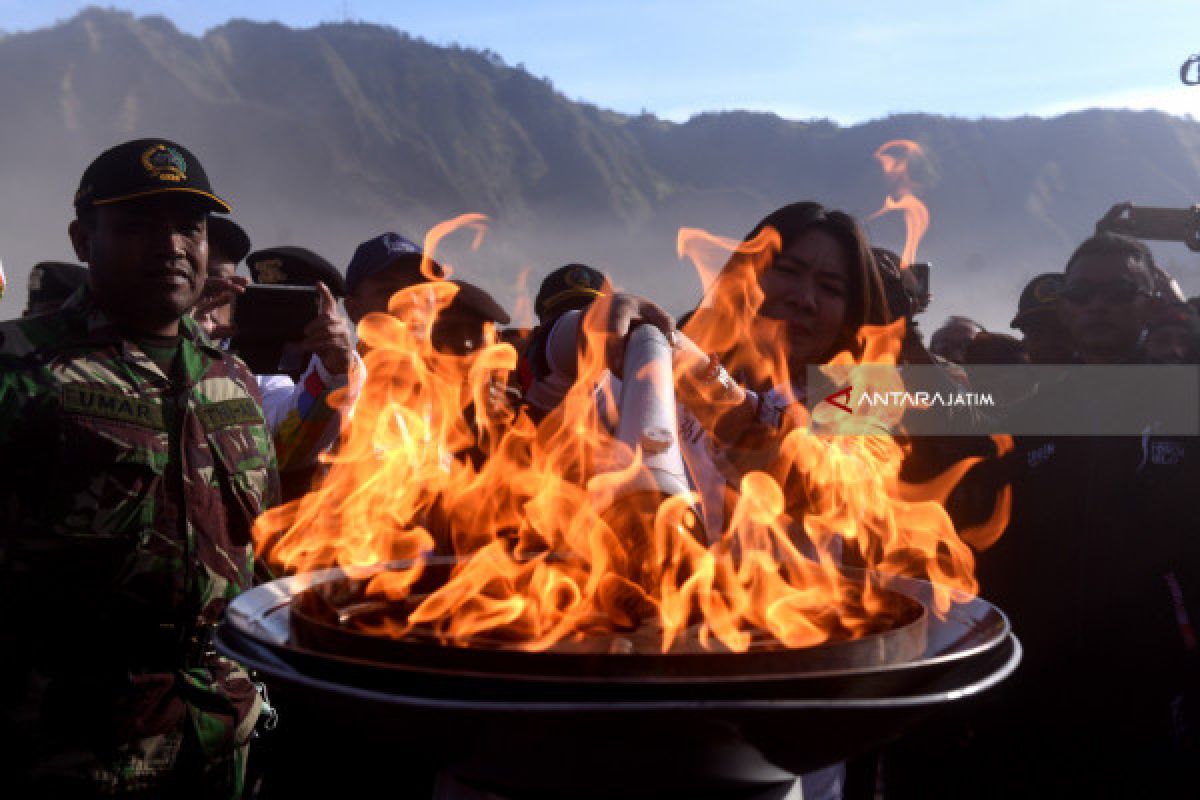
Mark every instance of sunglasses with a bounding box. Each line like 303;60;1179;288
1061;280;1149;305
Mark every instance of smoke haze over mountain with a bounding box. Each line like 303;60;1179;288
3;8;1200;330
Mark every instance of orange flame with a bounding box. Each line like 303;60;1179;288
510;266;535;330
677;227;744;296
677;225;793;392
870;139;930;268
254;211;1007;654
420;212;489;279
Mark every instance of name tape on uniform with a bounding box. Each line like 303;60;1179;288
63;385;165;429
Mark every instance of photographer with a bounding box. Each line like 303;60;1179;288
968;233;1200;795
194;233;363;500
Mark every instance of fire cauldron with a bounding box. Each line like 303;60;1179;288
218;560;1019;798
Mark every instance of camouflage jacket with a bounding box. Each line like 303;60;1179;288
0;287;279;796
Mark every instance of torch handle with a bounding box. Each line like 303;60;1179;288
614;324;690;497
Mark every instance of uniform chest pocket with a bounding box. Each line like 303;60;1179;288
58;414;166;536
207;423;275;532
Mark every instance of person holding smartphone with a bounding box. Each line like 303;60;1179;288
195;236;362;500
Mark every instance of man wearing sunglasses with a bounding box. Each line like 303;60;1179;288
968;232;1200;794
1058;233;1156;364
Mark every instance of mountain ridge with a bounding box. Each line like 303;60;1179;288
2;8;1199;328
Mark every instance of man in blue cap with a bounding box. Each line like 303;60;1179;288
343;232;509;356
343;231;443;322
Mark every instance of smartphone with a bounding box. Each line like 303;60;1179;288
230;285;320;376
1095;203;1200;252
906;261;932;314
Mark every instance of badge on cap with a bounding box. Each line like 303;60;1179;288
140;144;188;183
388;238;421;255
255;258;287;284
1033;280;1059;302
565;266;594;289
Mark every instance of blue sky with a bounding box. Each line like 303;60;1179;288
2;1;1199;123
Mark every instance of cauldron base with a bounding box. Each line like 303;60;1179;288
228;617;1016;795
219;565;1020;795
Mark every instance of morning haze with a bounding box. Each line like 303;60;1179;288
3;8;1200;329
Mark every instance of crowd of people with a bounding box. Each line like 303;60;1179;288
3;136;1200;799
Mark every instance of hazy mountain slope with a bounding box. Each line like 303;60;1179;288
2;8;1199;328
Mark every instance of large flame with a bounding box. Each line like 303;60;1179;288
254;211;1008;654
870;139;931;268
510;266;535;330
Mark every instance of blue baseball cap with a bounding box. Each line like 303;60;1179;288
345;232;444;295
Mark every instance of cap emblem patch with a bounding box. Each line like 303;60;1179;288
387;238;421;255
566;266;593;289
255;258;287;284
141;144;188;183
1033;280;1059;303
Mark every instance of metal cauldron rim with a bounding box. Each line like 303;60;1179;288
214;621;1020;712
222;559;1014;692
285;564;931;682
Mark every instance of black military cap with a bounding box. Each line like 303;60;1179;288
1011;273;1065;329
207;217;252;264
74;138;230;213
534;264;611;323
246;246;347;298
448;280;511;325
26;261;89;311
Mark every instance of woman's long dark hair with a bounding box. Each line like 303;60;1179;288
683;201;890;389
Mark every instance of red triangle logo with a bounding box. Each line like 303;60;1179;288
823;385;853;413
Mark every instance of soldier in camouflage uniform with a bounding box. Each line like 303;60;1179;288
0;138;279;798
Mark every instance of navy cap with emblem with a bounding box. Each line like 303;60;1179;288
345;232;445;296
74;138;230;213
246;246;347;298
534;263;611;324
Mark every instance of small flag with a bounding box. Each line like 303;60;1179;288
0;259;6;301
